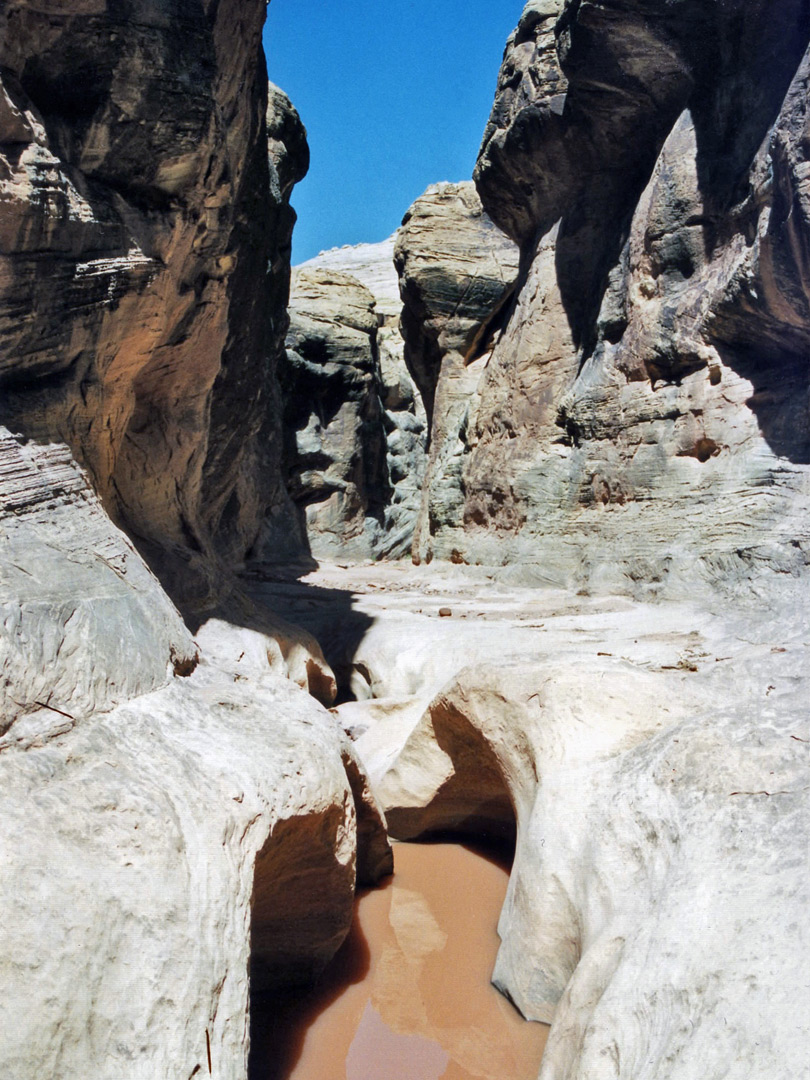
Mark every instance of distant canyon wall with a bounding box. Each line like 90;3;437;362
394;182;520;564
269;239;427;562
398;0;810;595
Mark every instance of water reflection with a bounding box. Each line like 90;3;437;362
249;840;548;1080
347;1002;449;1080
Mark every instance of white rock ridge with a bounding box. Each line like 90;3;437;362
0;431;391;1080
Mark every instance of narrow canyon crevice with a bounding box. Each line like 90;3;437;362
2;1;810;1079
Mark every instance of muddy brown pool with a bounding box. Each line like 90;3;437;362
250;840;549;1080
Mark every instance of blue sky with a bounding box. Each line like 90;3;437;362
263;0;522;263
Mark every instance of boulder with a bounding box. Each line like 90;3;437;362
0;645;391;1080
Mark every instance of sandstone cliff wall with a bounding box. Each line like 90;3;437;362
406;0;810;596
0;0;307;606
0;6;395;1078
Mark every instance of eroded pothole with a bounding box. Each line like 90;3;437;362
249;839;549;1080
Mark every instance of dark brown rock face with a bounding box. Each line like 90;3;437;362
422;0;810;593
394;182;520;563
0;1;307;605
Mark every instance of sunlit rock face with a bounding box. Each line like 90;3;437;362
0;413;397;1080
0;428;199;735
404;0;810;595
270;239;427;561
376;648;810;1080
394;182;520;565
309;562;809;1080
0;0;307;606
0;629;391;1080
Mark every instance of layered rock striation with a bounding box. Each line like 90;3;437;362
404;0;810;595
277;265;390;559
0;1;308;606
4;3;810;1080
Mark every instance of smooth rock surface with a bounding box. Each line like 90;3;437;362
0;646;391;1080
0;426;197;735
4;6;810;1080
253;561;810;1080
389;655;810;1080
0;7;397;1080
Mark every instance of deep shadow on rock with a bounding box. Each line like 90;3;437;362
248;889;374;1080
713;344;810;465
180;580;339;707
243;565;376;705
383;694;518;845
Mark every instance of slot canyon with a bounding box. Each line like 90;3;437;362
1;1;808;1079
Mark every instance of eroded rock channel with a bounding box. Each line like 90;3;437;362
248;560;810;1078
2;0;810;1078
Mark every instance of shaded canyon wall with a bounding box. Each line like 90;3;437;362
0;0;308;606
